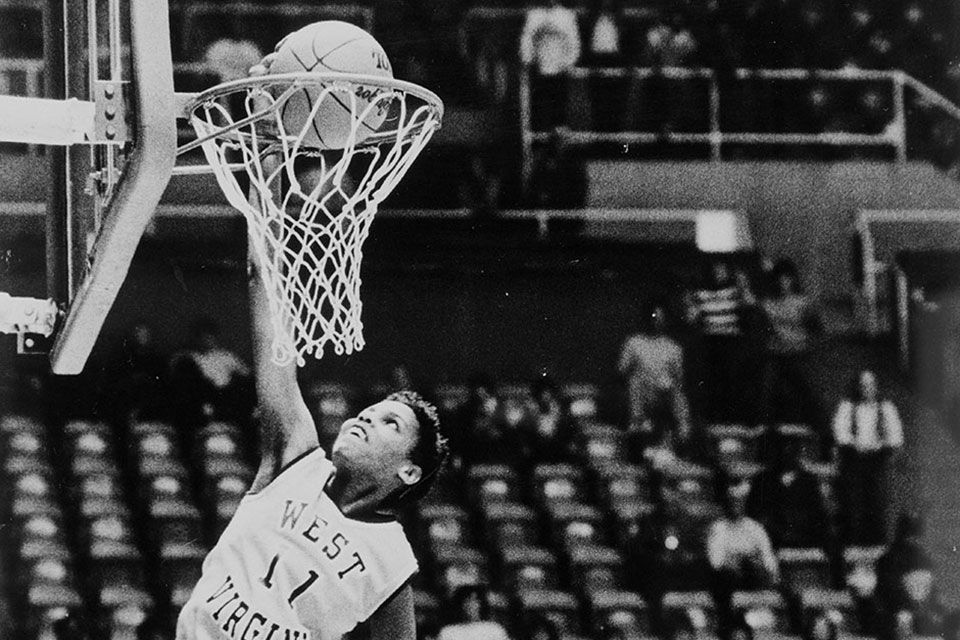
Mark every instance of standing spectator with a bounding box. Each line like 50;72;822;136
520;0;581;132
618;303;691;451
518;375;575;463
581;0;629;132
686;260;750;422
759;259;822;423
707;475;780;637
831;369;904;545
746;434;843;584
437;585;511;640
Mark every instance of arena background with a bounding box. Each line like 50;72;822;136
1;1;960;639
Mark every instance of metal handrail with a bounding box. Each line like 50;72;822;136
519;66;960;188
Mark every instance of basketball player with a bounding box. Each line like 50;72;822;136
175;56;449;640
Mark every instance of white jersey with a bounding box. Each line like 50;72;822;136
176;448;418;640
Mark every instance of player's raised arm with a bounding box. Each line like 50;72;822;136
247;254;320;491
243;53;319;493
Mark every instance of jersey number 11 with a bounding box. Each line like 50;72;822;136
261;554;320;607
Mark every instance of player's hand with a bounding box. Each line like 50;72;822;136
249;53;277;79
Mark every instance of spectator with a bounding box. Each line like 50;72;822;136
729;613;755;640
454;373;519;465
581;0;629;132
135;612;168;640
803;613;838;640
876;513;929;614
520;0;581;132
170;317;253;424
759;259;821;423
204;38;263;83
660;13;699;68
707;475;780;636
686;260;751;422
791;0;841;69
831;369;904;545
881;551;950;639
639;11;700;135
457;153;502;216
746;433;843;584
527;129;586;209
617;303;691;450
624;505;712;625
205;38;264;128
518;375;575;463
524;614;561;640
437;585;511;640
582;0;626;67
100;322;169;424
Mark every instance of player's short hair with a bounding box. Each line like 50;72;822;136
385;390;449;506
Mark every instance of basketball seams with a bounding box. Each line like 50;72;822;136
291;36;365;72
273;22;393;150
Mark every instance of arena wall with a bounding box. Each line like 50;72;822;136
587;160;960;302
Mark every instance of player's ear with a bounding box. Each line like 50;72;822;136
397;462;422;486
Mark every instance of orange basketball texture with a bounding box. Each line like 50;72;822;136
271;21;394;149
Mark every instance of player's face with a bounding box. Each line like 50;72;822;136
332;400;422;486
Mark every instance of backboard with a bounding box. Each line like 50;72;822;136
44;0;176;374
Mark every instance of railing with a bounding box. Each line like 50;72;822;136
520;66;960;189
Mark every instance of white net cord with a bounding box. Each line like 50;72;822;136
189;77;440;365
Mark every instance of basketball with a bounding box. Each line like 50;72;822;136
271;21;394;150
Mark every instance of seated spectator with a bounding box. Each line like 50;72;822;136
624;505;712;622
457;153;502;216
617;303;691;450
524;613;561;640
520;0;581;132
707;475;780;636
759;259;822;423
454;373;519;466
437;585;511;640
831;369;904;545
518;375;575;463
102;322;169;423
876;513;929;614
804;613;838;640
527;128;587;209
638;11;700;134
881;551;950;639
729;613;755;640
204;38;263;83
746;433;842;583
170;317;253;424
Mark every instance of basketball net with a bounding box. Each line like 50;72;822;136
185;74;442;365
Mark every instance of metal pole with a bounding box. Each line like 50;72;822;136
858;216;879;335
708;70;721;160
44;0;69;305
893;71;907;163
519;64;532;195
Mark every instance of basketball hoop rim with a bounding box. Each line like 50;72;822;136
176;71;444;159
